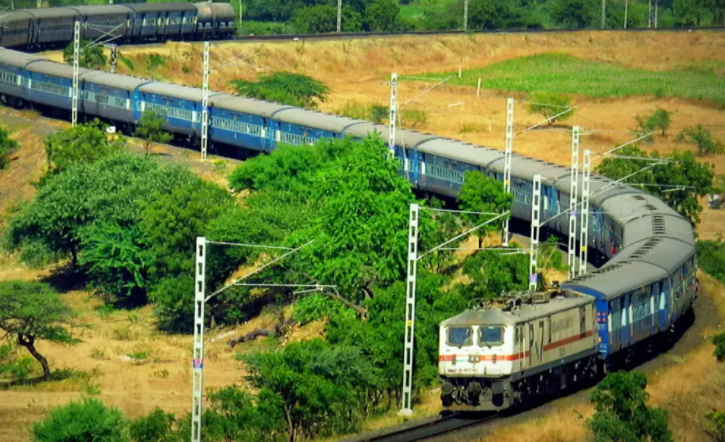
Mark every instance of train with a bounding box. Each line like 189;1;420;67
0;19;698;414
0;2;236;49
439;253;697;412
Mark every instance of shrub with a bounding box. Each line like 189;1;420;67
62;39;107;70
230;72;329;109
714;332;725;362
527;92;575;125
31;398;129;442
677;125;724;156
129;408;177;442
0;126;19;170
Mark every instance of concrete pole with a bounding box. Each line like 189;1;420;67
476;78;481;98
529;175;542;292
502;98;514;246
201;42;210;160
463;0;469;31
400;203;419;415
567;126;580;279
72;22;80;127
624;0;628;28
601;0;606;28
190;237;206;442
337;0;342;33
109;44;118;74
388;73;398;156
579;150;591;276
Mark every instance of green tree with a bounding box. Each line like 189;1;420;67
527;92;575;125
457;171;513;247
461;248;529;300
44;119;125;177
3;153;196;267
467;0;522;30
635;108;672;140
0;281;76;381
696;239;725;284
538;235;568;284
588;371;672;442
713;332;725;362
242;339;378;441
79;223;150;305
551;0;597;28
596;146;714;225
32;398;129;442
365;0;400;31
677;125;724;156
134;112;172;156
292;5;336;33
230;72;329;109
290;135;418;302
62;39;108;70
0;126;19;170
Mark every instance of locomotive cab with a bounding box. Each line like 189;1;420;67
438;309;517;410
439;291;598;412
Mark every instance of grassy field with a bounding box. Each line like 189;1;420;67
404;53;725;107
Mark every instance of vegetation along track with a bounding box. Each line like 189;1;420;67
346;412;496;442
121;25;725;48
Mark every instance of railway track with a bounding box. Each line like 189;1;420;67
346;412;496;442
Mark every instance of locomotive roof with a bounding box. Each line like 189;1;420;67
441;293;593;327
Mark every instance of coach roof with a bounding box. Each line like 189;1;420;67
82;72;150;91
70;5;133;16
126;2;197;13
563;261;667;300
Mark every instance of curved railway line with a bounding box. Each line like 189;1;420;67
0;6;715;442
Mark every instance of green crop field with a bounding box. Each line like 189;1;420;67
404;53;725;107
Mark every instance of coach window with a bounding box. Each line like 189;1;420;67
447;327;472;347
478;326;503;347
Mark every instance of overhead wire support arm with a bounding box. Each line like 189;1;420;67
517;106;578;136
205;240;314;302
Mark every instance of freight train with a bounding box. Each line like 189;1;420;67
0;2;236;49
0;19;698;414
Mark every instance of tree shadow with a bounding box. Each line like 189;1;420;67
40;263;88;293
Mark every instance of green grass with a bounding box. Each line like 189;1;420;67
403;53;725;107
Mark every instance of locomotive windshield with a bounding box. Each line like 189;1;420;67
478;326;503;346
447;327;472;346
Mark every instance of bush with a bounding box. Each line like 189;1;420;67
714;332;725;362
588;372;672;442
32;398;129;442
697;239;725;284
527;92;575;125
62;39;107;70
230;72;329;109
0;126;19;170
129;408;177;442
677;125;724;156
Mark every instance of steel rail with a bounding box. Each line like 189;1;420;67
346;412;496;442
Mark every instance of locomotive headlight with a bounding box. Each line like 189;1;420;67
468;355;480;363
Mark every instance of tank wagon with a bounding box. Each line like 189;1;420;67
0;2;235;49
0;38;698;413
